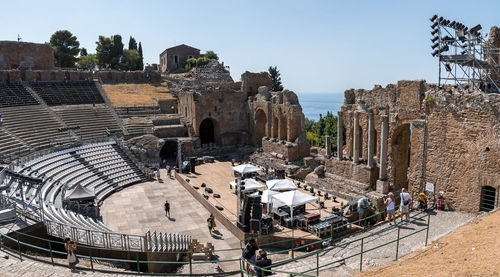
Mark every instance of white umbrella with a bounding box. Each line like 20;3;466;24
266;179;297;191
271;190;318;219
232;164;262;174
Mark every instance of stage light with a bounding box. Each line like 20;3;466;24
445;64;452;72
470;24;482;33
461;50;467;55
432;49;440;56
444;20;450;26
440;45;449;53
431;29;439;35
431;22;439;29
430;14;438;22
450;21;456;27
431;36;439;43
432;42;439;49
439;17;444;22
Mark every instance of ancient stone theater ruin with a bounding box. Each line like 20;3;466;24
0;24;499;276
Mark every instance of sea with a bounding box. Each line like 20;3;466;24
296;92;344;122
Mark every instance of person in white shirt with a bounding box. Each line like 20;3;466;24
384;192;396;225
400;188;411;222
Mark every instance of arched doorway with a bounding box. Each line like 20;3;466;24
254;109;267;146
199;118;215;145
391;124;411;189
159;140;178;165
480;186;497;211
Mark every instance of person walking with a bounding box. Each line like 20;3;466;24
64;238;78;272
156;168;161;181
384;192;397;225
164;200;170;217
400;188;411;222
207;214;216;234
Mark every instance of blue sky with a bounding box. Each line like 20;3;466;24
2;0;499;93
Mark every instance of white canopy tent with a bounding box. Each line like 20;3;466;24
232;164;262;174
271;190;318;219
266;179;297;191
230;178;265;192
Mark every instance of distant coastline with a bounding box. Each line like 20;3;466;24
296;92;344;121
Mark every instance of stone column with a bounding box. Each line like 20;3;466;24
367;112;375;168
352;111;359;164
337;111;343;160
325;135;331;156
376;115;389;193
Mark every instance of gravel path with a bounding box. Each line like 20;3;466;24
271;210;476;276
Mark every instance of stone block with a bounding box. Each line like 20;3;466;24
376;180;389;194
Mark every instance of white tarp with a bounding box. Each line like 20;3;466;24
230;178;265;192
261;189;280;204
271;190;318;219
266;179;297;191
232;164;262;174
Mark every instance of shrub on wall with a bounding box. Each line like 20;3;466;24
185;57;211;71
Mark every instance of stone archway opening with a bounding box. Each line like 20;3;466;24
200;118;216;145
480;186;496;211
254;109;267;146
391;123;411;190
159;140;178;164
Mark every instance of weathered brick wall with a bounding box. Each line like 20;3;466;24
262;138;300;161
0;41;54;70
325;158;376;185
340;80;500;212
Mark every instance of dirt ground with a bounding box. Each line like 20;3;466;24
103;83;172;107
357;209;500;277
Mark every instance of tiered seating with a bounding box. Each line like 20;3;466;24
0;106;66;150
0;83;38;108
30;81;104;106
146;230;192;252
0;129;31;160
54;105;123;140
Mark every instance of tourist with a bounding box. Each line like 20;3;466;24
357;197;371;227
417;192;427;210
207;214;216;234
242;237;259;263
64;238;78;271
384;192;396;225
166;165;171;176
251;249;272;276
400;188;411;222
156;168;161;181
164;200;170;217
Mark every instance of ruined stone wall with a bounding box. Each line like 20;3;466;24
241;71;272;97
0;41;54;70
338;79;500;212
179;89;250;146
97;70;161;83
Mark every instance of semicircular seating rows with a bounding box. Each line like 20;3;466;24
0;141;191;252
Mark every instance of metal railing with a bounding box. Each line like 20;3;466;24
0;211;432;276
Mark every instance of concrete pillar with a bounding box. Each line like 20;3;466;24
337;111;343;160
376;115;389;194
325;135;331;156
367;112;375;168
352;112;359;164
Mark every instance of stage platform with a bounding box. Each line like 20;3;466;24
178;161;354;246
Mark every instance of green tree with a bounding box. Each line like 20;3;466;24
95;36;114;69
185;57;211;71
128;36;137;50
268;66;284;91
304;112;343;152
80;48;88;56
204;50;219;60
120;49;141;71
110;35;124;69
137;42;144;70
49;30;80;68
77;54;97;71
